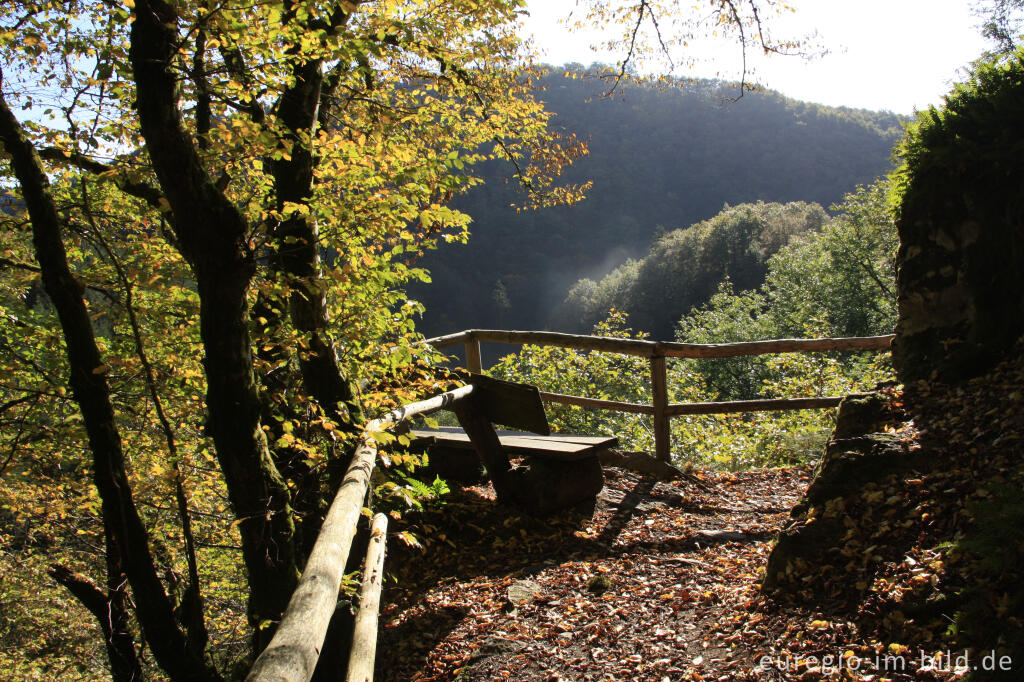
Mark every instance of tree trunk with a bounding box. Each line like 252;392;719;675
270;44;363;432
130;0;299;650
0;86;218;680
263;15;365;569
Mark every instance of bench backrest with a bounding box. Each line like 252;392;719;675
468;374;550;436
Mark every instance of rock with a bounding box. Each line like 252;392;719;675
455;635;523;679
506;455;603;515
693;530;750;543
893;55;1024;384
798;434;909;512
597;450;685;480
506;579;543;606
762;391;926;592
832;392;899;440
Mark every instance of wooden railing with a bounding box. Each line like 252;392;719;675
247;329;893;681
247;386;475;682
425;329;895;462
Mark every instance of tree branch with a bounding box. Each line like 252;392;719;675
606;0;649;96
37;148;169;216
49;564;142;682
80;178;210;655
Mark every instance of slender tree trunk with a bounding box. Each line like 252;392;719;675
49;525;143;682
0;85;218;681
130;0;298;650
271;57;364;433
260;23;366;572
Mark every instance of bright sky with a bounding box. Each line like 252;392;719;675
521;0;991;114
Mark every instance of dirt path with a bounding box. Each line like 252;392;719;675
378;464;814;681
375;355;1024;681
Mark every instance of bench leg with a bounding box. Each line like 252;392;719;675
452;401;514;502
507;456;603;515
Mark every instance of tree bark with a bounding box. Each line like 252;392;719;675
252;9;366;581
0;86;217;680
130;0;299;650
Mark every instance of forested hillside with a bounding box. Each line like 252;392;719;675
411;66;906;337
561;200;830;339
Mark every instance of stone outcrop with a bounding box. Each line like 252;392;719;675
762;391;918;591
893;53;1024;384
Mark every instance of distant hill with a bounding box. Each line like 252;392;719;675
409;66;906;338
561;200;830;340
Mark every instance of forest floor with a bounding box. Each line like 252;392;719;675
376;463;926;682
377;461;803;681
377;350;1024;681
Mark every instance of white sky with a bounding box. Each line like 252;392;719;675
520;0;991;114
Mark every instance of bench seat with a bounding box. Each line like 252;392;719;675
409;426;618;461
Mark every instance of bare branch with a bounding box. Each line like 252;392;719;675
605;0;649;96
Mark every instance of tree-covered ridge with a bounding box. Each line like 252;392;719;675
410;67;906;337
562;200;830;339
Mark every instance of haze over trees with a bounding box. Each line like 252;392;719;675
560;199;831;339
493;178;899;466
409;69;905;337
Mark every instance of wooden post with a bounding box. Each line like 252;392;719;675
649;356;670;462
345;513;388;682
465;337;483;374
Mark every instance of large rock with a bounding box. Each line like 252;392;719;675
506;455;603;515
762;392;921;592
893;53;1024;384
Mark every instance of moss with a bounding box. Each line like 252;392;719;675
893;49;1024;384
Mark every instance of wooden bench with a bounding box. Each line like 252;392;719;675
410;374;617;514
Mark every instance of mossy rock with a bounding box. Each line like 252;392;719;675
893;50;1024;384
763;392;926;592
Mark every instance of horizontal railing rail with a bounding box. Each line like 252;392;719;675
427;328;894;360
425;329;895;461
247;385;475;682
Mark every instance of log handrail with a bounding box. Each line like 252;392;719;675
425;329;894;461
247;385;475;682
424;328;894;359
538;390;655;414
345;513;389;682
664;395;844;416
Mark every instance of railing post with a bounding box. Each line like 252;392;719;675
465;336;483;374
649;355;670;462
